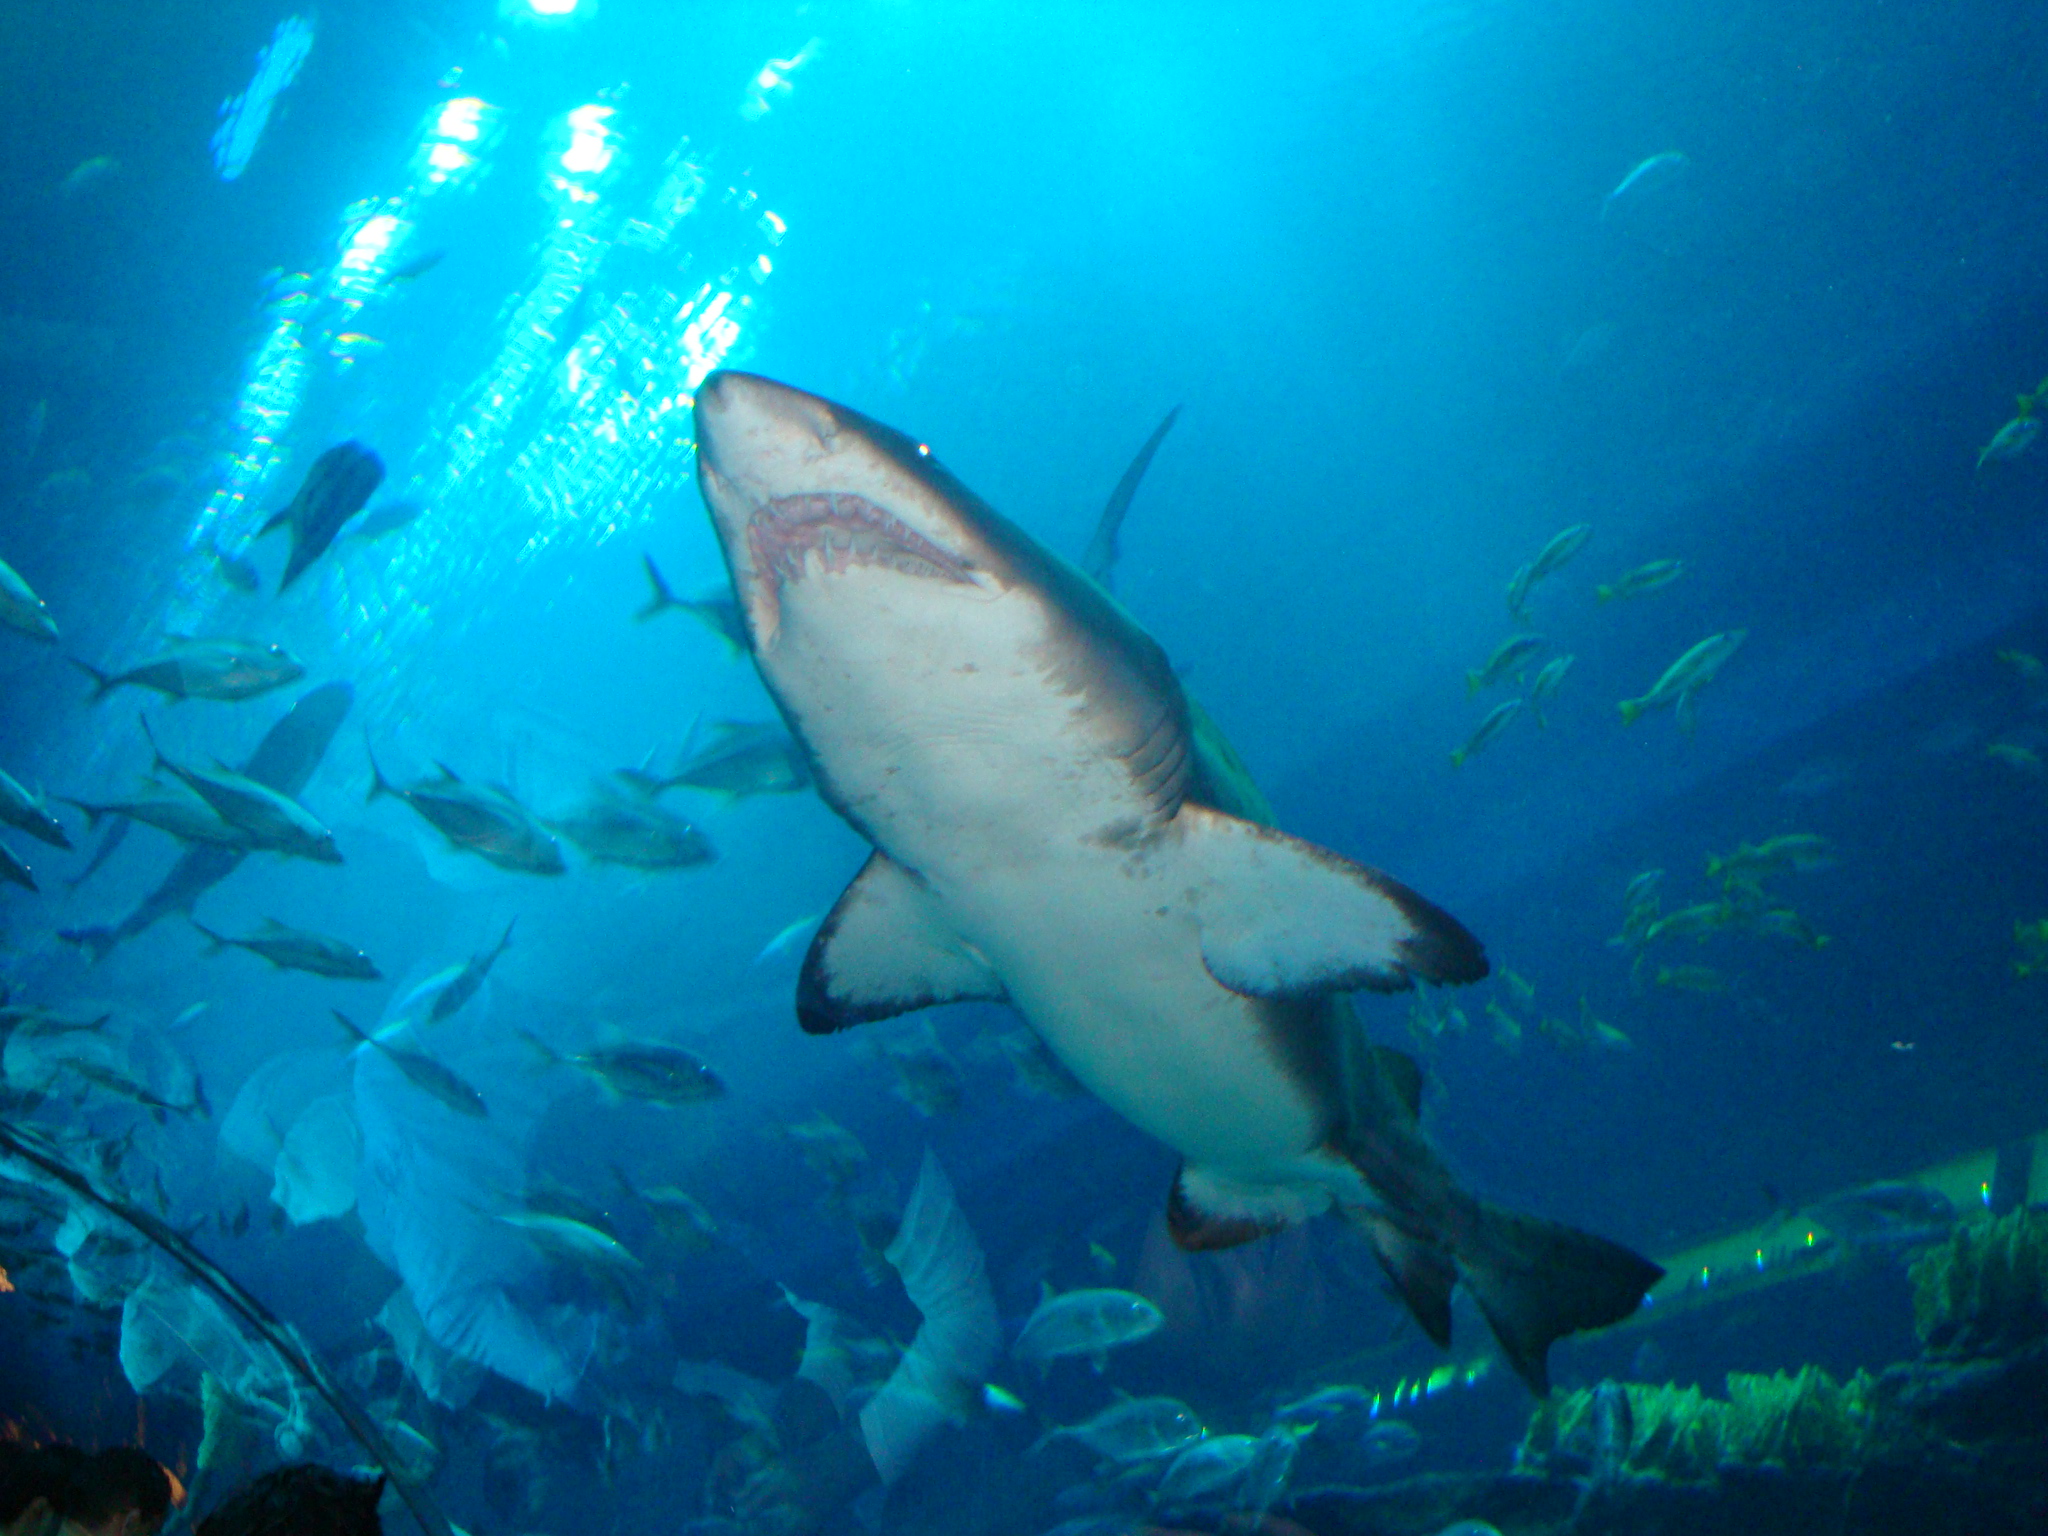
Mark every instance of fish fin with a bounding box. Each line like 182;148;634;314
517;1029;561;1065
188;918;228;953
637;555;679;620
56;796;104;830
331;1009;372;1048
1596;584;1615;602
1352;1211;1456;1348
1038;1280;1056;1306
258;509;290;537
1082;404;1180;590
363;738;399;803
1455;1203;1664;1395
1175;803;1487;997
1617;699;1645;726
70;657;117;701
796;851;1007;1034
1168;1163;1331;1253
434;761;464;782
1368;1043;1425;1120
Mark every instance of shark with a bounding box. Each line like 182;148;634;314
690;371;1661;1392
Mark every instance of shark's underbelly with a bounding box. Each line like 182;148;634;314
944;847;1333;1178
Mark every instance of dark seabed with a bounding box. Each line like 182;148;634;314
2;2;2047;1535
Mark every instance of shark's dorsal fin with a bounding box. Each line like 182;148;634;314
797;851;1007;1034
1173;804;1487;999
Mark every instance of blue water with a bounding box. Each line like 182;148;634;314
3;0;2047;1530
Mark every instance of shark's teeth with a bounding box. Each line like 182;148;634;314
747;493;971;590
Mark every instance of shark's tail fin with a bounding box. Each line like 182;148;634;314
637;555;679;621
1454;1203;1664;1395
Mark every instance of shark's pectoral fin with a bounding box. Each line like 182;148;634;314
1175;804;1487;998
797;851;1006;1035
1166;1164;1331;1251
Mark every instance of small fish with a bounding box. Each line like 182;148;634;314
333;1010;487;1118
636;556;749;653
59;156;118;198
1155;1434;1260;1505
523;1032;725;1107
190;917;380;980
59;788;250;849
645;720;811;800
1505;562;1535;622
1357;1418;1421;1468
1596;559;1684;602
752;914;820;967
0;770;69;849
1621;869;1664;912
261;441;385;591
1527;654;1574;727
1033;1396;1203;1464
1274;1383;1377;1423
498;1209;641;1271
1749;907;1828;949
429;919;515;1024
1088;1240;1117;1279
74;639;304;703
142;718;340;863
1014;1286;1165;1371
1642;901;1732;943
1484;1000;1523;1050
781;1115;867;1191
1528;524;1592;581
0;557;58;643
2014;918;2048;978
612;1170;719;1251
1707;833;1833;886
0;839;35;892
383;248;447;283
1618;630;1746;729
552;783;716;870
1499;968;1537;1004
1466;634;1545;695
365;750;563;875
1804;1182;1955;1252
1601;151;1688;218
1653;964;1727;995
1451;699;1525;767
1977;413;2040;470
871;1021;963;1117
66;1059;207;1122
341;499;426;545
1986;742;2043;774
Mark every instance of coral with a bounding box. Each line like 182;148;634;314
1520;1366;1874;1482
1909;1208;2048;1357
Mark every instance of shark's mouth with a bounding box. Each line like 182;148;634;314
747;493;972;591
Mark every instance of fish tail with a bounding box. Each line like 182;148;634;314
331;1009;372;1049
1448;748;1467;768
1464;671;1483;696
138;715;170;773
1596;584;1615;602
364;738;396;804
1617;699;1644;727
516;1028;560;1064
56;796;104;830
69;657;117;701
1453;1200;1664;1394
493;917;517;957
637;555;679;620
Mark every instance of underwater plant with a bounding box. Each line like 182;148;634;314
1520;1365;1874;1481
1909;1208;2048;1357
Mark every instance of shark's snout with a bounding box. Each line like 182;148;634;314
694;370;839;486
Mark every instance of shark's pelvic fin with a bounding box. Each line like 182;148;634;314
1166;1163;1331;1251
1173;804;1488;999
798;851;1008;1034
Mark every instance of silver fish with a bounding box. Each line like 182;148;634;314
142;719;340;862
75;639;303;704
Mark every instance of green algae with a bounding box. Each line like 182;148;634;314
1521;1366;1875;1482
1909;1207;2048;1357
